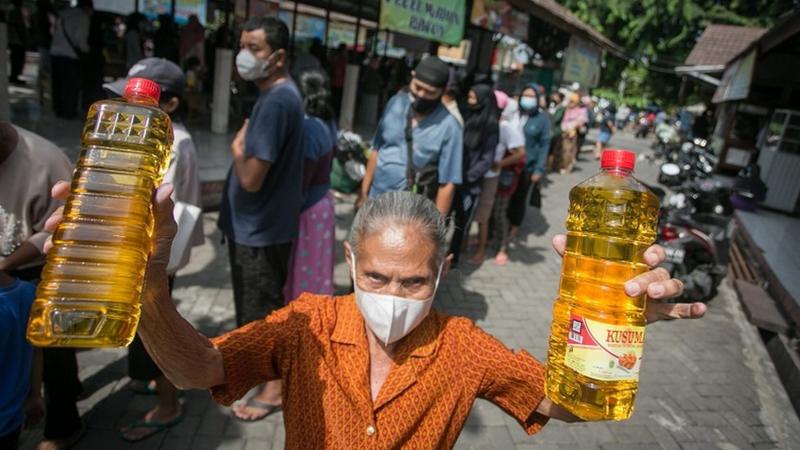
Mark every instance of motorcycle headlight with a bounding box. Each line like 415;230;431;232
661;163;680;176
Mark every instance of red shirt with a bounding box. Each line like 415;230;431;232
211;293;549;448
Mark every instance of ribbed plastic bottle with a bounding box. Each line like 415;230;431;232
27;78;173;348
545;149;660;420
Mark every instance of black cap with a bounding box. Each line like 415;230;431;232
414;56;450;88
104;58;185;98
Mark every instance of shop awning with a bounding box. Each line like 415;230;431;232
507;0;621;55
293;0;619;53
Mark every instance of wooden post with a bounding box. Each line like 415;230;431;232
0;23;9;122
324;0;332;47
290;0;299;59
354;0;363;51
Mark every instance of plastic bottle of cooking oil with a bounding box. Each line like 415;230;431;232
545;149;660;421
27;78;172;348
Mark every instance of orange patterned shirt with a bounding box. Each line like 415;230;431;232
211;293;549;448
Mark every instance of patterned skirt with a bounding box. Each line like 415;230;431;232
284;192;336;303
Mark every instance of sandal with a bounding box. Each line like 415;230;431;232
129;380;186;397
129;380;157;395
232;397;282;422
119;408;184;443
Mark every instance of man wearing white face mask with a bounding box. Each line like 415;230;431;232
37;184;710;448
217;16;304;422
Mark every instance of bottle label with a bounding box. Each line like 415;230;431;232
564;313;645;381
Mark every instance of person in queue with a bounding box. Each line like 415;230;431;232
469;93;526;265
42;183;704;448
559;92;588;174
358;56;463;216
283;70;338;302
0;122;83;450
103;57;203;442
507;84;551;244
217;17;305;421
448;83;499;266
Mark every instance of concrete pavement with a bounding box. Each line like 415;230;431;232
16;131;800;449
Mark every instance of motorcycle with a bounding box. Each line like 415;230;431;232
330;131;369;194
635;116;651;138
652;121;681;157
658;138;716;187
656;179;734;302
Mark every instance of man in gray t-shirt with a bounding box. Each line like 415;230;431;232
216;17;304;422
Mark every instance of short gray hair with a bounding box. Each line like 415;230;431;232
348;192;447;268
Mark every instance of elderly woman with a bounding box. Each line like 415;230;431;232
44;184;703;448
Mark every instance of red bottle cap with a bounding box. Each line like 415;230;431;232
601;149;636;171
124;77;161;103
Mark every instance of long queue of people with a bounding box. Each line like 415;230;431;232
2;14;611;448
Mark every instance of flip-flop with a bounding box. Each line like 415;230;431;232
232;398;282;422
129;380;158;395
495;253;509;266
119;409;184;443
129;380;186;397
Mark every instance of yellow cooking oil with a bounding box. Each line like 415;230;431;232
27;78;172;348
545;149;660;420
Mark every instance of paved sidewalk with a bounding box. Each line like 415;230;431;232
17;132;800;449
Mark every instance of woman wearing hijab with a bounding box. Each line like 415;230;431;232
448;83;499;266
507;84;551;243
469;92;526;265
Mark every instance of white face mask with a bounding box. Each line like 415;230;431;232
351;258;443;345
236;49;273;81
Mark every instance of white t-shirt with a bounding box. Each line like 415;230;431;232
163;122;204;273
485;120;525;178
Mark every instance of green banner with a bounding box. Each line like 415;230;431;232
379;0;465;46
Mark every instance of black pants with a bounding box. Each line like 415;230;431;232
42;348;83;439
127;276;174;381
507;170;532;227
0;426;21;449
331;86;343;116
448;187;480;266
228;240;292;327
576;132;587;156
9;265;83;440
9;45;25;82
50;55;81;119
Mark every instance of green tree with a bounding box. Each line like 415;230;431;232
558;0;797;106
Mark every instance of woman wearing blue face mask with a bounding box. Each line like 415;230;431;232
507;84;551;242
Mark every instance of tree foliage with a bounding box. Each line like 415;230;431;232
558;0;797;106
